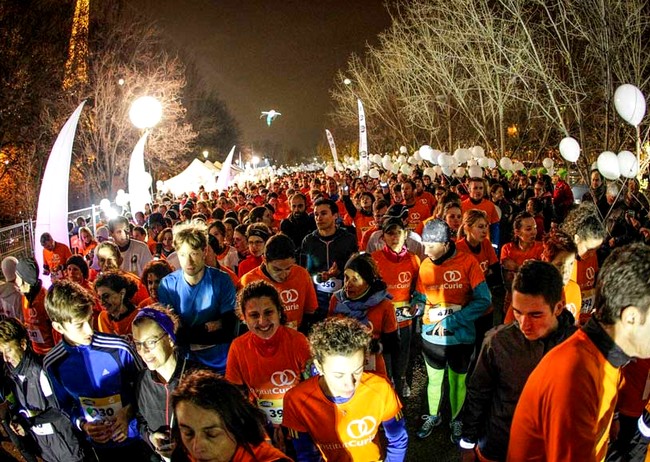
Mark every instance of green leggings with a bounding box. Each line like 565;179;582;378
424;362;467;419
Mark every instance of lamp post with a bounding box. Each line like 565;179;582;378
128;96;162;215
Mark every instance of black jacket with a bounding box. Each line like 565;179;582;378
462;310;577;461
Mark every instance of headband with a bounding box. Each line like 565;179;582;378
247;227;271;242
133;308;176;343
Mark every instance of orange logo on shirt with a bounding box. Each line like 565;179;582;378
443;271;462;283
347;417;377;439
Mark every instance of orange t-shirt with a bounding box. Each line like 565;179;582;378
283;372;402;462
416;191;436;214
461;198;500;225
351;213;375;245
241;265;318;330
327;297;398;377
405;201;432;233
500;241;544;267
97;307;140;341
371;249;420;328
456;238;498;275
43;242;73;281
617;358;650;418
226;326;310;426
360;226;380;251
571;254;599;323
22;288;54;355
415;251;486;326
228;441;291;462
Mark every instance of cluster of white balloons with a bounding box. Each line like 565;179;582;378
596;150;639;180
115;189;130;207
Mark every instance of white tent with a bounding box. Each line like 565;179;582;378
203;160;220;173
162;158;218;195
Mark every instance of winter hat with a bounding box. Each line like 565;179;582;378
66;255;89;280
421;219;452;244
344;253;378;285
1;256;18;282
16;258;39;286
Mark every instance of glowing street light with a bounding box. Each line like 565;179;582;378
202;150;209;159
129;96;162;129
343;78;352;86
252;155;260;169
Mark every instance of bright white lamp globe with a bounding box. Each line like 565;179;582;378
129;96;163;129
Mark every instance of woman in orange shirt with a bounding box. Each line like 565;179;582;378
95;271;140;340
226;281;310;452
541;231;581;325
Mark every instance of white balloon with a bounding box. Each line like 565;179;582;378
423;167;436;178
373;154;383;164
617;150;639;178
453;148;469;164
513;161;525;171
390;163;399;174
382;158;392;170
116;189;125;197
397;155;407;164
455;166;466;177
369;168;380;179
614;84;646;126
400;164;412;175
142;172;153;186
472;146;485;158
99;198;111;211
413;151;422;162
433;165;443;175
324;165;336;177
467;159;478;167
559;137;581;162
597;151;620;180
500;157;513;171
407;156;417;165
542;158;554;169
442;165;454;176
399;145;408;154
478;157;490;168
468;165;483;178
115;194;127;207
419;146;433;162
440;154;455;167
156;180;164;189
487;158;497;169
383;154;391;163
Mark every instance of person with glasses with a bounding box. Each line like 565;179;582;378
238;223;272;277
132;305;198;462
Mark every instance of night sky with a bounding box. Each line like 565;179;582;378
132;0;392;157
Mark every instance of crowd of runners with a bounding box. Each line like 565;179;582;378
0;165;649;461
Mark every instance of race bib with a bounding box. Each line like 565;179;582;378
27;328;45;344
79;394;122;422
257;398;284;425
315;277;343;294
424;303;462;325
394;302;413;324
31;423;54;436
565;303;579;320
581;289;596;314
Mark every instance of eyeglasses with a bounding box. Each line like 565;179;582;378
134;333;168;351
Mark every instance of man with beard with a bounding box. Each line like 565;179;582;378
581;169;608;220
280;192;316;249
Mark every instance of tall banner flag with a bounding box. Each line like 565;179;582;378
357;98;369;171
35;100;86;288
128;130;150;215
325;129;341;170
216;145;236;192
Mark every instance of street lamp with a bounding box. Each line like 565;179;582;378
202;150;209;160
343;78;352;86
129;96;162;129
252;155;260;169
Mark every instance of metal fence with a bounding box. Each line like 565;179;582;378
0;205;100;263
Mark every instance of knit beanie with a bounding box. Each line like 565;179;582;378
16;258;39;286
421;219;452;244
1;256;18;282
66;255;89;280
344;253;377;285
